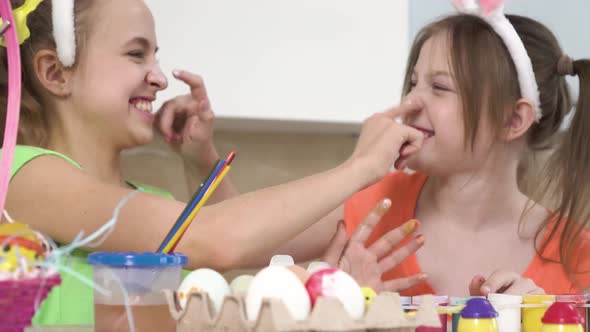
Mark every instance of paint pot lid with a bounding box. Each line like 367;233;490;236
461;298;498;318
400;296;412;305
542;302;585;325
451;296;485;306
269;254;294;267
555;294;587;304
488;293;522;305
412;295;449;305
88;252;187;267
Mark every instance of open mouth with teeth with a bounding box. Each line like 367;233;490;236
411;125;435;139
130;98;157;116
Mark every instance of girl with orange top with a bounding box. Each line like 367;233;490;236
345;4;590;295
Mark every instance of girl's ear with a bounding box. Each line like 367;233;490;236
32;49;73;98
504;98;536;142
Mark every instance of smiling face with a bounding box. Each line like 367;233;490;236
66;0;168;148
402;32;498;176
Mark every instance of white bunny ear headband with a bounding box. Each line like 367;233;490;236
52;0;76;66
454;0;542;122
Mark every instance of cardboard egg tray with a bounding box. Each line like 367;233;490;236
163;290;441;332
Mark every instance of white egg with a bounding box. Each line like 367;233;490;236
229;274;254;295
245;266;311;321
177;268;230;314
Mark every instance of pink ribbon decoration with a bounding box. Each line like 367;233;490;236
0;0;22;218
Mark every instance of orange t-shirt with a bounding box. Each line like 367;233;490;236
344;171;590;295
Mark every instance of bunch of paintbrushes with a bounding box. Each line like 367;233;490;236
157;151;235;253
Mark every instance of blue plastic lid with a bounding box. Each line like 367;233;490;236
461;298;498;319
87;252;187;267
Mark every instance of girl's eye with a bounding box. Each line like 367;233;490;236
409;81;417;90
128;51;145;58
433;84;450;91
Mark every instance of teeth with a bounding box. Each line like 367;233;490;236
132;100;153;114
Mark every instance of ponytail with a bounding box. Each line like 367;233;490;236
536;59;590;289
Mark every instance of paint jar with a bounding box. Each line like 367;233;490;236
401;296;412;312
523;294;556;332
488;293;522;332
556;294;588;332
413;295;449;332
88;252;187;332
541;302;585;332
458;298;498;332
451;297;485;332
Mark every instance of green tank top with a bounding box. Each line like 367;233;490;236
4;145;176;325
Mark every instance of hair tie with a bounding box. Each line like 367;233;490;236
557;55;575;77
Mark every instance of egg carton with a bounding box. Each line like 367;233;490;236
163;290;441;332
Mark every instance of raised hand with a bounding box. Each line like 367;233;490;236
322;199;427;292
348;99;425;187
155;70;218;168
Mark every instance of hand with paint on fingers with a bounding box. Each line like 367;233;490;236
348;99;425;187
154;70;219;170
469;270;545;296
322;198;427;293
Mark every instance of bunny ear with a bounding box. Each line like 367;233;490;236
480;0;504;14
450;0;542;123
454;0;479;14
52;0;76;67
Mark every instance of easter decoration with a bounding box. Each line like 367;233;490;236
164;256;442;332
0;1;63;331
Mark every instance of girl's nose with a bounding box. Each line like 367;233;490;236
146;65;168;90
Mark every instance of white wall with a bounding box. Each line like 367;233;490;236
145;1;584;132
145;0;409;132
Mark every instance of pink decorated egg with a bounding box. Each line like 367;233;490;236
305;268;365;319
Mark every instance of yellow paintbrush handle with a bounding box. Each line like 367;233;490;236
162;166;231;253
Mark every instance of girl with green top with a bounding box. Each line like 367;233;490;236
3;0;427;327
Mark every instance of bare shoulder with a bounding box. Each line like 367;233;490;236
5;154;183;252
